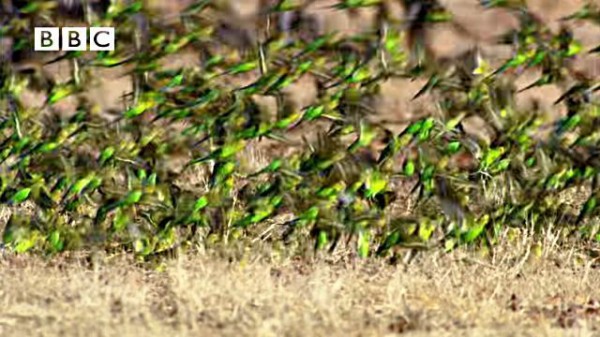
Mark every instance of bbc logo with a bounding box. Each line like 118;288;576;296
34;27;115;51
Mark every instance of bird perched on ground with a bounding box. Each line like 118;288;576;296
434;175;468;226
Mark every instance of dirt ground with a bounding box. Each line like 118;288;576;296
1;241;600;337
10;0;600;131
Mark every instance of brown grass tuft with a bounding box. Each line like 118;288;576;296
1;241;600;337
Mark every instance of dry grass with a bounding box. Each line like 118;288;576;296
1;241;600;337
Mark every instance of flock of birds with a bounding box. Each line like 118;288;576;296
1;0;600;259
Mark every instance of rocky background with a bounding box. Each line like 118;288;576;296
3;0;600;140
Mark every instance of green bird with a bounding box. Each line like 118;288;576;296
43;51;84;66
375;216;428;256
554;81;600;106
517;72;555;93
7;187;32;206
376;230;401;256
263;0;305;13
560;3;600;25
46;81;80;106
17;0;57;14
554;25;582;59
577;194;598;225
246;158;283;178
218;60;259;77
377;130;402;167
479;0;526;10
293;33;338;59
30;185;56;210
237;68;289;96
412;73;459;100
348;120;378;153
434;175;468;226
98;146;116;167
60;173;97;205
180;0;214;16
282;206;320;242
94;190;144;225
208;160;236;189
331;0;382;10
492;51;532;76
401;0;471;67
235;194;283;228
185;139;246;168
